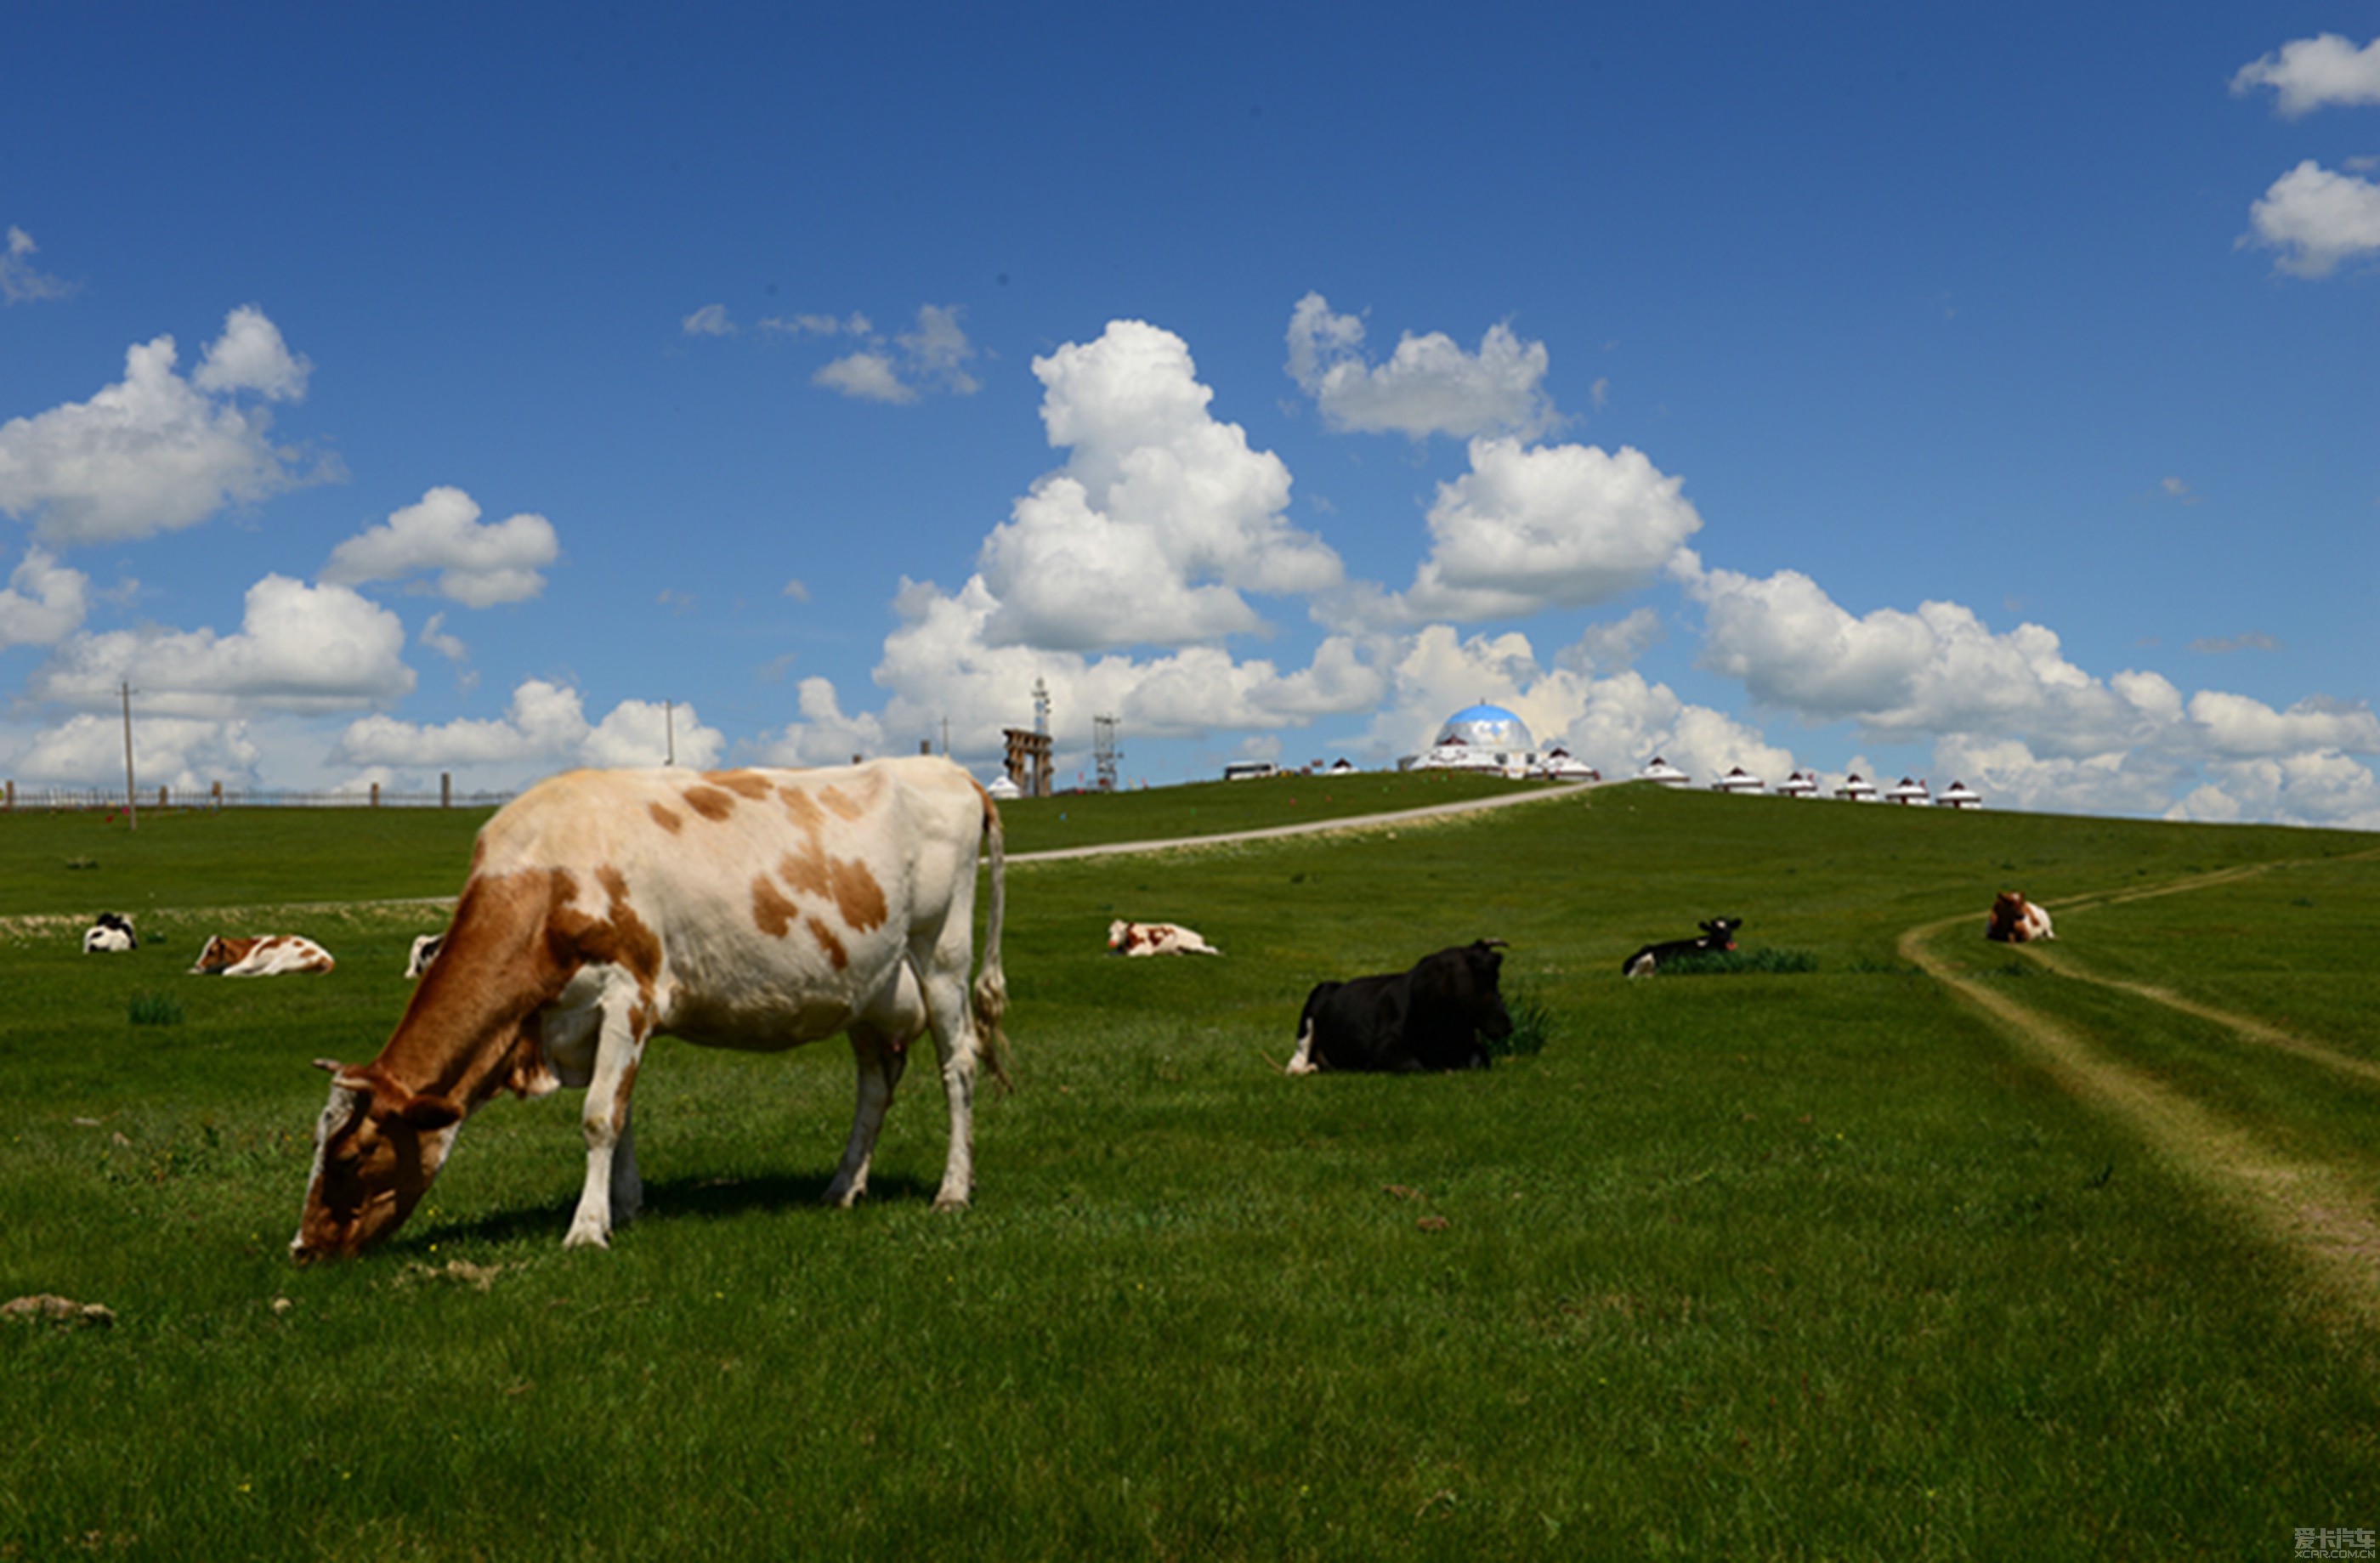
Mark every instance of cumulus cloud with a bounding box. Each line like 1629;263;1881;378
320;486;560;607
332;677;723;775
0;309;335;545
7;712;262;793
0;547;90;649
2232;33;2380;116
1390;437;1704;623
1286;292;1556;439
975;319;1342;650
29;575;412;719
2244;160;2380;277
2;226;78;305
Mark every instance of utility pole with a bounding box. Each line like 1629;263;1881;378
665;700;676;766
120;681;138;832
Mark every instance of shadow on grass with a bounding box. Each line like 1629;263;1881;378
399;1169;944;1253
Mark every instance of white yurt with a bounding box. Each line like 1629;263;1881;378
1637;756;1692;787
1834;773;1878;802
1711;766;1765;795
1937;779;1983;810
1775;771;1819;798
1884;776;1932;806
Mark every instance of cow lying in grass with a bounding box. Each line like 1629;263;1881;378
1985;892;2054;943
1286;940;1512;1074
1108;920;1221;956
190;935;335;976
1622;918;1741;977
82;913;137;954
293;757;1009;1260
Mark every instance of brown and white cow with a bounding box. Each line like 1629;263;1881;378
1107;920;1221;957
190;935;336;976
292;757;1009;1260
1985;892;2055;943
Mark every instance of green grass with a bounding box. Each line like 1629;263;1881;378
3;783;2377;1560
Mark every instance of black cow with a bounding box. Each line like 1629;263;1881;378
1622;917;1741;977
1286;940;1513;1074
82;913;138;954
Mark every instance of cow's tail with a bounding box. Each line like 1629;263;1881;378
972;786;1013;1093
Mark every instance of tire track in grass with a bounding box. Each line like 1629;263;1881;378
1899;898;2380;1339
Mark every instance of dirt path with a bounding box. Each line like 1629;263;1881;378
1899;867;2380;1339
1006;779;1597;864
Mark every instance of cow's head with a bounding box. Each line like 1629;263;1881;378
1700;918;1742;949
1428;939;1515;1049
1107;920;1132;953
291;1061;464;1262
1987;892;2026;937
190;935;240;974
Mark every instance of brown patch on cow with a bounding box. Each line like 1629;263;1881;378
752;875;801;940
704;769;775;801
776;848;831;902
831;858;887;932
681;785;738;822
819;786;868;822
805;915;848;969
778;784;825;835
648;802;683;834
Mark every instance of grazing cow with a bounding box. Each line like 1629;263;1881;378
1985;892;2054;943
292;757;1010;1261
190;935;336;977
81;913;137;954
1622;918;1742;978
405;933;445;977
1107;920;1221;957
1286;940;1513;1075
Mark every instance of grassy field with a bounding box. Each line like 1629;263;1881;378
3;779;2377;1560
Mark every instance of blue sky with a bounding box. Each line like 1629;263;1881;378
3;5;2376;825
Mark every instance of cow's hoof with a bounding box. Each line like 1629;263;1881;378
562;1225;611;1250
932;1192;971;1212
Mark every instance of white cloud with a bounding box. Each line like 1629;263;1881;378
0;310;334;545
1286;292;1556;439
191;305;311;399
1391;437;1703;623
29;575;412;718
2;226;78;305
2244;160;2380;278
806;305;979;403
320;485;560;607
8;712;262;793
418;611;468;663
2232;33;2380;116
332;677;723;775
975;319;1341;650
2178;750;2380;832
813;350;915;404
0;547;89;649
682;303;736;337
750;677;889;767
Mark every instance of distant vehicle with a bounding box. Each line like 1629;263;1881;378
1222;762;1278;781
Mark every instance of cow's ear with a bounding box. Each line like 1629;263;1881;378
312;1057;349;1075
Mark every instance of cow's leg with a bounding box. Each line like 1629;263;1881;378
1286;1016;1321;1075
824;1024;910;1208
566;977;649;1249
912;943;979;1211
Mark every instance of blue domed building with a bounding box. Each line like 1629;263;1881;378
1404;702;1591;779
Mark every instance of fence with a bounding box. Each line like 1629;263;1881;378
2;776;513;812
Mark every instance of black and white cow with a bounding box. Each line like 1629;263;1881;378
1286;940;1513;1074
82;913;138;954
1622;917;1741;977
405;933;445;977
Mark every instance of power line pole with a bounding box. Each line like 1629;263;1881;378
120;681;138;832
665;700;676;766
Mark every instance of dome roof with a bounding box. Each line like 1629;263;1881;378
1434;703;1533;752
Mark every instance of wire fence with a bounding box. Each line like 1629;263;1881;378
3;779;513;813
